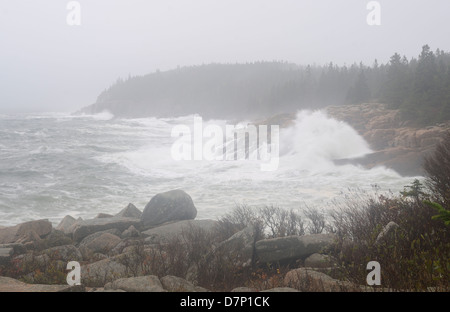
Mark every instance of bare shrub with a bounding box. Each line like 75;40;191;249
329;189;449;291
303;206;326;234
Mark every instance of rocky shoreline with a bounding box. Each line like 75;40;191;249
259;103;450;177
0;189;383;292
327;103;450;177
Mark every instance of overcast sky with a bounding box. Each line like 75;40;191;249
0;0;449;113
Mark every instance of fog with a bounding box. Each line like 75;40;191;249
0;0;449;113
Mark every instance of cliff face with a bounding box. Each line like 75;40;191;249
326;103;450;177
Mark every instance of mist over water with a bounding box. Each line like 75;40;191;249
0;110;419;226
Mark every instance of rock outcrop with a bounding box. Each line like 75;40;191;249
326;103;450;176
142;219;218;244
0;276;83;292
284;268;356;291
69;217;140;243
255;233;336;264
0;219;52;245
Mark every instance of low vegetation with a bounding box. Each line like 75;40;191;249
1;135;449;292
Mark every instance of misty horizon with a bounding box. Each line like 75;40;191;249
1;0;450;113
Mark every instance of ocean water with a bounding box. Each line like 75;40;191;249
0;110;420;226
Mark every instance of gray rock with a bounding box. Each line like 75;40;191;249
143;219;218;244
160;275;201;292
284;268;356;291
212;225;257;267
255;234;336;264
375;221;399;244
89;287;126;292
104;275;166;292
115;203;142;219
0;243;26;256
81;258;129;287
260;287;300;292
42;244;83;262
110;238;142;255
12;253;51;273
0;219;52;244
70;217;140;242
0;247;13;265
56;215;77;234
90;253;109;262
304;253;333;269
121;225;140;239
141;190;197;227
40;230;73;249
231;287;257;292
84;233;122;254
79;228;122;248
0;276;82;292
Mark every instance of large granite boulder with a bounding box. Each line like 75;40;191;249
81;258;129;287
83;233;122;254
70;217;140;242
142;219;218;244
211;225;258;267
0;220;52;244
140;190;197;227
160;275;207;292
42;244;83;262
255;233;336;264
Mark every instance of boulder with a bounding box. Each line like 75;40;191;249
121;225;140;239
84;233;122;254
231;287;257;292
89;288;126;292
70;217;140;242
56;215;77;234
212;225;257;267
375;221;399;245
42;245;83;262
11;253;51;275
115;203;142;219
284;268;356;292
39;230;73;249
0;276;82;292
255;234;336;264
160;275;205;292
260;287;300;292
79;229;122;248
0;219;52;244
81;258;129;287
141;190;197;227
0;247;13;265
0;243;26;256
143;219;218;244
104;275;166;292
304;253;333;269
110;238;142;256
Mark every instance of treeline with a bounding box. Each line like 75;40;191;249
88;45;450;124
